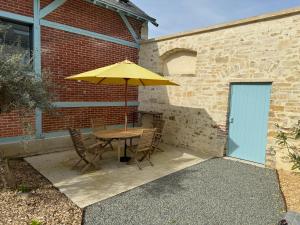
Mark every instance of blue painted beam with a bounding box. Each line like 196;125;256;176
40;0;67;18
42;123;134;138
0;124;133;144
0;136;31;144
34;0;43;138
52;101;139;108
40;19;139;48
119;12;139;44
0;10;34;24
35;108;43;138
33;1;42;77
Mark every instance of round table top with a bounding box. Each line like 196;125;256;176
93;127;144;139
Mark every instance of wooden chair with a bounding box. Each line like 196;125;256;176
129;128;156;170
68;128;109;173
91;118;106;133
91;118;114;151
152;120;165;153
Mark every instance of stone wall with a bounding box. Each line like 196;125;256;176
138;8;300;170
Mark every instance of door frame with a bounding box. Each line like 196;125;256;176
226;82;272;164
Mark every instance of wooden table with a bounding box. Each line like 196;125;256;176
93;128;144;162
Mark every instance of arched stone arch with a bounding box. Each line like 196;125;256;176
159;48;198;76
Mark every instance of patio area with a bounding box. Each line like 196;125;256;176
25;143;213;208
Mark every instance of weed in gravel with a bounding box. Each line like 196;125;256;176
30;219;42;225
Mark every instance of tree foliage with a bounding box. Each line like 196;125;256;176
0;28;55;189
0;43;53;114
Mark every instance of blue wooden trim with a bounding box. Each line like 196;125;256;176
43;123;133;138
0;10;34;24
43;130;70;138
40;0;67;18
52;101;139;108
33;1;42;77
119;12;139;43
0;124;133;144
0;136;31;144
43;129;91;138
40;19;139;48
35;108;43;138
34;0;43;138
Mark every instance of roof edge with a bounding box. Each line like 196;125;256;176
87;0;158;26
141;6;300;43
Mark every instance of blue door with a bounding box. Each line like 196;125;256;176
227;83;271;164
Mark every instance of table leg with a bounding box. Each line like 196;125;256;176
117;138;121;162
120;139;131;162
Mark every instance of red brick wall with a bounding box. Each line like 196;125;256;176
0;0;143;138
0;0;33;17
41;0;142;42
42;107;137;132
0;112;35;137
41;27;139;102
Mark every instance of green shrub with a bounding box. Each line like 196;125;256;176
275;123;300;171
30;219;42;225
17;184;30;193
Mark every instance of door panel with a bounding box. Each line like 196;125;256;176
227;83;271;164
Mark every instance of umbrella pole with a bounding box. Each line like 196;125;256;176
124;78;128;131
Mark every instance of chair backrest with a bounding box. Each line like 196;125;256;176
137;128;156;151
68;127;86;158
153;120;165;134
153;113;163;125
91;118;106;133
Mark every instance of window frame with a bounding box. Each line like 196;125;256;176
0;17;33;59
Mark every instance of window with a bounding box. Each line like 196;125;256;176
0;18;32;61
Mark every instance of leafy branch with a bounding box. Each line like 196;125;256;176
275;123;300;171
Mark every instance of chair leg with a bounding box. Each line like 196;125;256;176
109;142;114;151
91;153;101;166
81;163;92;173
134;152;142;170
80;152;102;173
138;151;147;162
152;138;164;154
156;146;164;152
72;158;83;169
135;158;142;170
146;151;154;166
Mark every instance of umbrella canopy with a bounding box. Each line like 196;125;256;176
66;60;178;86
65;60;178;130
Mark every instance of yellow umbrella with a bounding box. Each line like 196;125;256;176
65;60;178;130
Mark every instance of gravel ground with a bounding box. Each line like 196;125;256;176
0;159;82;225
84;158;285;225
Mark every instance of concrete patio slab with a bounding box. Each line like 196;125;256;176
25;144;212;208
